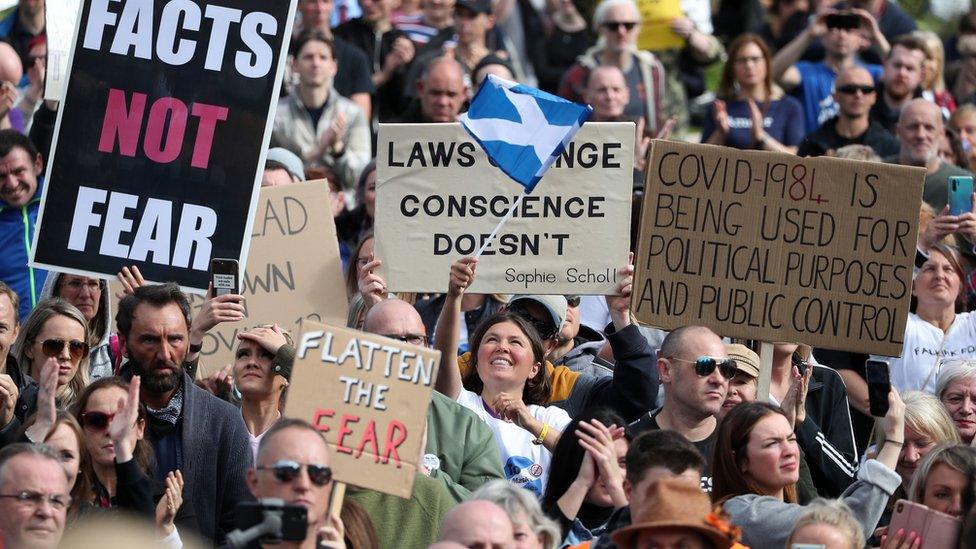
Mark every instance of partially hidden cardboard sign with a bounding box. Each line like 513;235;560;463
375;122;633;295
285;322;440;499
31;0;297;292
633;140;925;356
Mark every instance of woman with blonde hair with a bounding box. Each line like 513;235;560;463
473;480;561;549
786;499;866;549
911;30;956;114
13;298;90;407
907;444;976;519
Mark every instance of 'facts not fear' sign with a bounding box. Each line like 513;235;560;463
30;0;298;291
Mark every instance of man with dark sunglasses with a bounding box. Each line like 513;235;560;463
245;419;344;549
627;325;732;492
116;283;251;545
797;65;900;158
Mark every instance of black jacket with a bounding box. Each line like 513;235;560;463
796;364;859;498
0;354;37;447
797;117;901;158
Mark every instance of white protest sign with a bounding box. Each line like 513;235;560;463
375;122;633;295
44;0;83;100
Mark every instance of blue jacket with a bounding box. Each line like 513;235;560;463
0;177;47;321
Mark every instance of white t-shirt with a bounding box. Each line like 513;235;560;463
872;312;976;394
456;389;571;496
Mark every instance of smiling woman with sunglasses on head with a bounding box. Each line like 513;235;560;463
13;299;90;408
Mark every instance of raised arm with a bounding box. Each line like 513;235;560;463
433;258;478;399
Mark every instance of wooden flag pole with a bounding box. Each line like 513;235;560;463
328;481;346;519
757;341;774;403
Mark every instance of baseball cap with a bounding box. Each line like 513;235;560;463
507;295;568;340
456;0;492;15
724;343;760;379
264;147;306;182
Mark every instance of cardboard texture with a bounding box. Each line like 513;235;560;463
375;122;634;295
636;0;684;51
633;140;925;356
109;182;347;378
285;322;440;499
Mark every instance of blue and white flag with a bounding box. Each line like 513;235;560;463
460;75;592;192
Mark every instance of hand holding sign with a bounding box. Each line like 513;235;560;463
606;254;635;331
449;257;479;297
115;265;147;299
190;290;246;338
358;255;387;310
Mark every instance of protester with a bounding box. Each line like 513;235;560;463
0;129;47;321
797;65;901;158
541;409;627;545
472;480;561;549
232;325;294;461
869;35;927;132
395;0;456;49
0;0;44;71
719;344;759;419
771;9;886;133
272;30;371;190
610;478;739;549
558;0;665;135
472;54;517;88
583;66;631;124
245;418;346;549
437;500;516;547
703;34;803;153
628;325;732;491
0;281;33;445
262;148;308;187
20;410;88;517
936;359;976;444
785;499;866;549
906;444;976;519
0;443;69;549
335;162;376;260
397;56;469;123
912;30;955;116
435;259;572;494
533;0;590;93
39;274;112;380
872;244;975;393
890;99;974;211
548;294;613;378
13;299;89;408
841;0;916;65
949;103;976;170
116;283;251;543
711;397;904;547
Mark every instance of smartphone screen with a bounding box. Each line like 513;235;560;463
210;258;240;296
865;359;890;418
949;176;974;216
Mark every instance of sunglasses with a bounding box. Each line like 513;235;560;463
565;295;580;307
258;460;333;487
41;339;89;361
669;356;738;379
836;84;875;95
601;21;637;31
506;302;557;340
79;411;115;431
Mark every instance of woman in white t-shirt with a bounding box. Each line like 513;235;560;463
434;257;571;496
874;244;976;394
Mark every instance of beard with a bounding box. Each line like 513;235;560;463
127;346;183;395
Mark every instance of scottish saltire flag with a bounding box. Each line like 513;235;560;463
460;75;592;192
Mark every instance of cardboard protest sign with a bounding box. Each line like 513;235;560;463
108;182;348;378
375;122;633;295
44;0;83;100
285;322;440;499
31;0;298;292
633;140;925;356
636;0;684;51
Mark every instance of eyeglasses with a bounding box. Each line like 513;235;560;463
380;333;428;346
258;460;333;487
836;84;875;95
668;356;738;379
733;55;764;66
565;295;581;307
0;490;72;511
62;279;101;294
41;339;89;361
79;411;115;432
601;21;637;31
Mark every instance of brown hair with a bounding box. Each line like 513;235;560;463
711;401;798;504
341;499;379;548
345;232;374;302
718;34;774;100
70;377;154;478
463;311;551;406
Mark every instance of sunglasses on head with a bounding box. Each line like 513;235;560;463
669;356;738;379
79;411;115;431
602;21;637;31
836;84;875;95
258;460;333;487
41;339;89;361
565;295;581;307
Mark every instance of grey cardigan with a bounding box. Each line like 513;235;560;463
723;459;901;548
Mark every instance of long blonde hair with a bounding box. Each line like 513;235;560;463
13;299;90;407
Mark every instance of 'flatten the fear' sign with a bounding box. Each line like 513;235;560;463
31;0;297;291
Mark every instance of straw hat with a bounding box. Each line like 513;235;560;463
611;479;737;549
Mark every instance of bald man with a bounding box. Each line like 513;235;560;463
437;500;515;549
889;98;973;211
398;57;469;123
797;66;900;158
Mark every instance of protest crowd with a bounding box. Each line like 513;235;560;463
9;0;976;547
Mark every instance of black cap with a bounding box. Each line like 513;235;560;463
456;0;492;15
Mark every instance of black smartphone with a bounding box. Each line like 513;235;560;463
865;359;891;418
825;12;860;30
210;258;240;296
235;501;308;542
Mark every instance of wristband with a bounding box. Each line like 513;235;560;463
533;423;550;446
885;439;905;446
